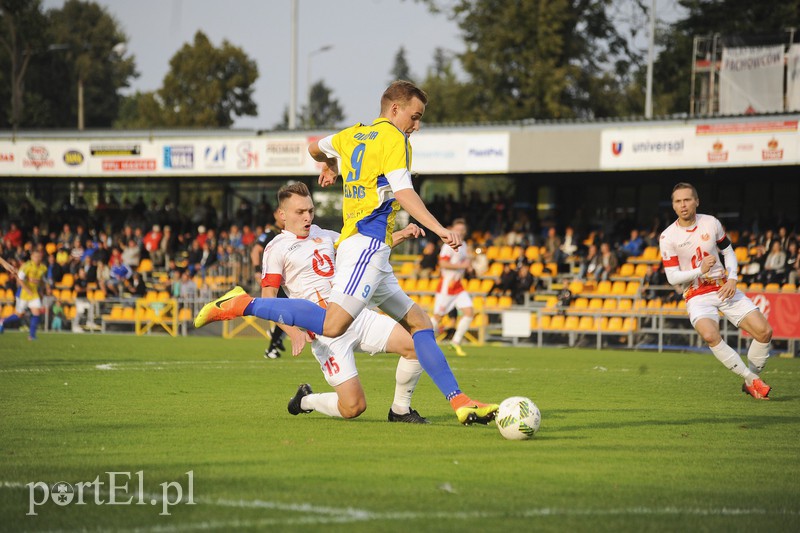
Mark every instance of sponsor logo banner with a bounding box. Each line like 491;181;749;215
719;46;784;115
413;132;509;173
745;292;800;339
163;145;194;170
90;144;141;157
264;140;305;166
102;160;157;172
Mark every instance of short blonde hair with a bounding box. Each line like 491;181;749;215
381;80;428;113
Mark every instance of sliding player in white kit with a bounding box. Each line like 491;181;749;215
431;218;473;357
262;182;429;422
660;182;773;399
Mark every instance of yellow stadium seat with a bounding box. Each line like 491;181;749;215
735;247;749;263
472;296;484;311
605;317;623;331
179;308;193;321
545;263;558;277
498;296;513;308
595;280;612;295
564;316;580;330
530;313;538;329
485;246;500;260
485;296;498;309
137;258;153;273
2;304;15;317
611;281;626;295
45;242;57;255
642;246;659;260
404;278;417;292
568;280;584;295
602;299;617;311
0;273;8;286
488;262;504;277
419;295;434;310
144;291;158;302
617;299;633;312
539;315;552;329
550;315;565;330
157;290;170;301
529;263;544;276
626;281;641;295
589;298;603;311
499;246;515;261
622;318;637;331
415;278;430;292
572;297;589;310
748;282;764;292
736;282;748;291
58;273;74;289
399;262;415;276
781;283;797;293
466;278;481;293
618;263;634;277
764;283;780;292
479;279;494;293
122;307;135;320
578;316;595;331
634;263;650;277
525;246;540;262
545;296;558;309
4;288;13;301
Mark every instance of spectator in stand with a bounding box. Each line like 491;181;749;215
68;237;85;274
121;238;141;269
80;256;97;284
195;225;208;248
228;224;243;251
95;260;110;294
125;271;148;298
143;224;163;264
542;226;561;263
3;222;23;249
105;260;132;296
490;264;516;296
559;226;579;266
57;223;73;247
159;225;175;267
579;244;601;280
597;242;619;281
471;246;489;277
620;229;644;260
51;298;65;331
513;265;535;305
45;253;64;288
742;245;766;284
417;241;438;279
179;270;198;300
241;225;255;248
72;268;95;332
786;241;798;285
763;240;787;285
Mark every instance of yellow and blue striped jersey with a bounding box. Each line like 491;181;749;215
19;261;46;300
329;119;411;247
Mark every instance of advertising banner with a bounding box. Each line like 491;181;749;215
745;292;800;339
787;45;800;112
719;46;784;115
600;127;694;169
412;132;509;173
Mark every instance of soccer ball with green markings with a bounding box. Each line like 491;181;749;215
495;396;541;440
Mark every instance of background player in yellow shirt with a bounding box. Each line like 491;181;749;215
0;249;47;340
195;81;498;425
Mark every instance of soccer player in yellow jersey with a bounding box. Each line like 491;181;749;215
195;81;499;425
0;249;47;340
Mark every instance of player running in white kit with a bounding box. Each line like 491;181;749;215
261;182;429;422
431;219;473;357
659;182;773;399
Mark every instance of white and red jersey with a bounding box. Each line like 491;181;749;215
436;243;468;295
261;225;339;306
659;213;729;300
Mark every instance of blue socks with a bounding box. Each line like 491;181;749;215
29;315;40;339
244;298;326;335
411;329;461;398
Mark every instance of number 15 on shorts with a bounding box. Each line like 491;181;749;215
323;356;340;377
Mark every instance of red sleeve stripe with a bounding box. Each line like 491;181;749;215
261;273;283;288
662;256;679;267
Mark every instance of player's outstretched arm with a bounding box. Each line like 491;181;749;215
391;223;425;247
394;189;460;250
308;140;339;187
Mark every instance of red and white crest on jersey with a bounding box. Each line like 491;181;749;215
261;224;340;305
659;213;729;300
436;243;468;295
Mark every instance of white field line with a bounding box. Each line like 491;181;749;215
4;481;797;532
0;360;315;373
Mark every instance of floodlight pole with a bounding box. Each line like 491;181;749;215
289;0;298;130
645;0;656;119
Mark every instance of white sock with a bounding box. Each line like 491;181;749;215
430;317;439;333
747;339;771;375
709;341;757;384
451;315;472;345
301;393;343;418
391;358;423;415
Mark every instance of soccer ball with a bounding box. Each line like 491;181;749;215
495;396;541;440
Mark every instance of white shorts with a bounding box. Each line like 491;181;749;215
686;289;758;328
15;297;42;314
311;308;397;387
433;291;473;316
329;234;414;321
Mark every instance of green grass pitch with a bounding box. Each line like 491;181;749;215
1;332;798;532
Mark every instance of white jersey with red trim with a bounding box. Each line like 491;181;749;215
436;243;467;295
261;225;339;306
659;213;729;300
